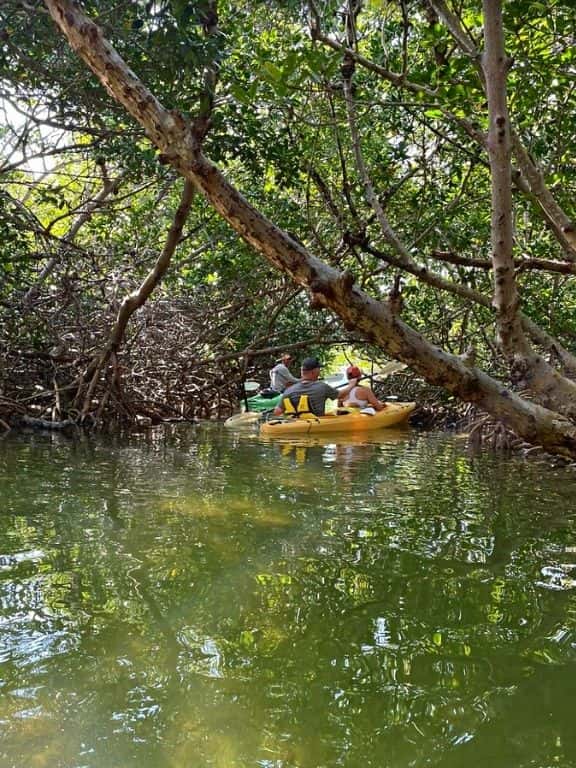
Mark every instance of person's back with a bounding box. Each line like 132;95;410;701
345;385;367;408
282;378;339;416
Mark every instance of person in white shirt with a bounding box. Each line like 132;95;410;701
269;353;299;392
337;365;385;414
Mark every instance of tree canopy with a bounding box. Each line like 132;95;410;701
2;1;576;455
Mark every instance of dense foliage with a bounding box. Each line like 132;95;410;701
1;1;576;446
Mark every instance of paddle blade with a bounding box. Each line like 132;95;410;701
224;412;261;428
372;362;407;381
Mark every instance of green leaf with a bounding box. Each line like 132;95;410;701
262;62;283;82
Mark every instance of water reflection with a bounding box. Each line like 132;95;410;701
260;429;412;490
1;427;576;767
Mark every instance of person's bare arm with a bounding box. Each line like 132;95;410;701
364;387;385;410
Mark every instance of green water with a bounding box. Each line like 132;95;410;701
1;426;576;768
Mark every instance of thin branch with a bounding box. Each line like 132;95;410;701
430;250;576;275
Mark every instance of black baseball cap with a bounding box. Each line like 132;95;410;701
301;357;322;371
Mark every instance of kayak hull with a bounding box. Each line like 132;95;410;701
259;402;416;436
246;392;282;412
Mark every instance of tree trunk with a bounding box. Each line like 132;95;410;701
482;1;525;359
481;0;576;417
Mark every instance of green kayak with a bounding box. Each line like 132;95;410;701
246;392;281;412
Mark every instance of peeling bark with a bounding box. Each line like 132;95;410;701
482;1;525;357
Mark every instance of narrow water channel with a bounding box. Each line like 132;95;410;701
1;425;576;767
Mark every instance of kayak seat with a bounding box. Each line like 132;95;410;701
259;387;280;399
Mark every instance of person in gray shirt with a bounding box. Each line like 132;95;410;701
274;357;358;417
269;352;299;392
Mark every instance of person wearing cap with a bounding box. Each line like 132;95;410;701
273;357;359;417
269;352;299;393
337;365;385;414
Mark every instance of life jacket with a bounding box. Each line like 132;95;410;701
282;393;316;419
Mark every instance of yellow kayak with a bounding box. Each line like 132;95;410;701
259;402;416;437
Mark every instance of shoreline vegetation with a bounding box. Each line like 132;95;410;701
1;361;566;465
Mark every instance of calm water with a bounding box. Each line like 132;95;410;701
1;425;576;768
